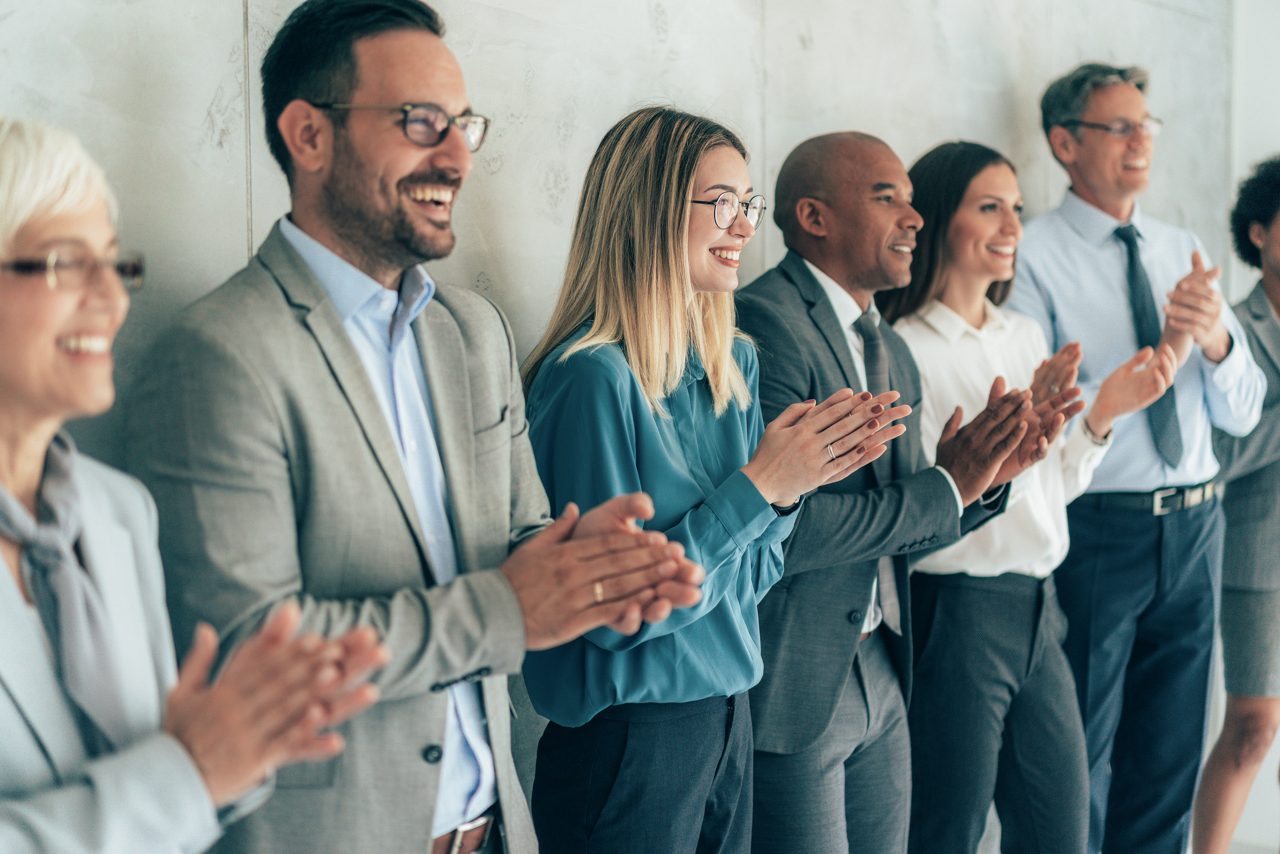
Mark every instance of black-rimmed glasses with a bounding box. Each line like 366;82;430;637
0;249;145;292
311;102;491;152
691;191;767;230
1062;117;1163;139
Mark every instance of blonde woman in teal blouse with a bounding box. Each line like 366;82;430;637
520;107;908;854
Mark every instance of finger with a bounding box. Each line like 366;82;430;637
987;376;1007;408
317;683;381;729
1190;250;1204;275
824;442;887;483
653;579;703;608
672;557;705;585
638;598;672;626
811;388;858;412
174;622;219;697
562;529;670;562
279;730;348;765
584;560;690;608
769;399;820;430
574;542;686;588
596;492;656;529
940;406;963;444
526;503;580;548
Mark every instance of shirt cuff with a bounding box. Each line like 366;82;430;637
933;465;964;514
704;469;780;549
1208;327;1250;387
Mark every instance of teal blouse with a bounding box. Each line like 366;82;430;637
522;327;796;727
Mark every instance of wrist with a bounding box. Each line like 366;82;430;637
1202;328;1231;363
1082;411;1112;444
740;463;778;506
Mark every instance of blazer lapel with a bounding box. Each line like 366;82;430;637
258;226;435;584
78;506;162;739
414;293;479;573
0;569;85;782
781;252;861;391
1245;284;1280;378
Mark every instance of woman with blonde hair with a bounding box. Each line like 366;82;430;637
520;106;908;853
0;117;386;853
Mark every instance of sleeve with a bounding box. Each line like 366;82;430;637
736;292;964;576
124;319;526;705
526;346;786;652
0;734;223;854
1200;303;1266;437
1213;315;1280;480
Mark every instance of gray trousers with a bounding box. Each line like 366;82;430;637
752;630;911;854
907;572;1088;854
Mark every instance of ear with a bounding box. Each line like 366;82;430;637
1048;125;1077;167
1250;221;1266;250
795;198;828;239
277;99;333;177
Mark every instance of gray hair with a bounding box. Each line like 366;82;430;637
1040;62;1149;139
0;118;116;254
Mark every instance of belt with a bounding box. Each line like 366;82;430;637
431;810;495;854
1083;481;1216;517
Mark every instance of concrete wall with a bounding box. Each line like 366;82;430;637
0;0;1235;467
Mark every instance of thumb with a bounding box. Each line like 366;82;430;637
941;406;963;443
1190;250;1204;275
1126;346;1155;371
174;622;218;696
770;399;816;429
988;376;1006;407
534;502;579;545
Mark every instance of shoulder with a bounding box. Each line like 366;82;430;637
890;312;932;347
73;454;156;532
1140;212;1201;254
738;264;803;315
432;283;512;337
529;337;636;405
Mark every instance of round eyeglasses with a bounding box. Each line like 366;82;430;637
311;102;491;153
690;191;767;230
0;249;145;292
1061;117;1163;139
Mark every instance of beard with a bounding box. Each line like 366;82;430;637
321;130;458;273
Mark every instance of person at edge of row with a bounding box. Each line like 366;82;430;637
0;118;389;853
1007;62;1265;854
736;131;1083;854
880;140;1178;854
1193;155;1280;854
123;3;705;853
520;107;908;854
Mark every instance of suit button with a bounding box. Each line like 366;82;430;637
421;744;443;764
848;610;863;625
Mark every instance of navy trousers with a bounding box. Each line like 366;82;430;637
1056;495;1223;854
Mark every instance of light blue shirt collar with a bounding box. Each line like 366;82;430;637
277;216;436;328
1058;189;1148;247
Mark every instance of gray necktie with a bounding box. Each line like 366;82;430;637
854;312;890;396
1115;224;1183;467
0;434;131;755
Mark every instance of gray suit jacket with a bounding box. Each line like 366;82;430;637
125;225;547;853
1214;283;1280;590
736;251;1004;754
0;455;224;853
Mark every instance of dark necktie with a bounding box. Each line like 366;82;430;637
854;312;889;396
0;434;130;756
1115;224;1183;467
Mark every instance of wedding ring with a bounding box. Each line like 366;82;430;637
826;443;836;461
1049;384;1060;395
593;581;604;604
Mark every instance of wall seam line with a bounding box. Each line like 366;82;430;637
243;0;253;261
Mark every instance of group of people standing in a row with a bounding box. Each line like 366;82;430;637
2;1;1279;853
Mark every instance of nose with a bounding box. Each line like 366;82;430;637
903;203;924;232
1003;208;1023;240
432;120;474;181
729;207;757;241
86;265;131;323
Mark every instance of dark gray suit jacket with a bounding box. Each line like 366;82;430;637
1215;283;1280;590
736;251;1003;754
125;225;544;853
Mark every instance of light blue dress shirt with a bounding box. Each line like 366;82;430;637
1008;191;1265;492
279;218;494;836
522;329;796;727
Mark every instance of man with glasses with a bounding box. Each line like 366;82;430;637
125;2;702;853
1008;62;1265;853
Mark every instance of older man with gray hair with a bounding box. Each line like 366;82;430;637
1008;62;1265;853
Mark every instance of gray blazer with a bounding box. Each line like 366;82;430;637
125;225;547;853
0;455;225;853
736;251;1003;754
1214;283;1280;590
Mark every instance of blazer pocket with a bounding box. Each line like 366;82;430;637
275;754;341;789
474;406;510;454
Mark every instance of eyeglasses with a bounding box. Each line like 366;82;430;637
0;249;145;292
690;191;767;230
1062;117;1164;139
311;102;491;152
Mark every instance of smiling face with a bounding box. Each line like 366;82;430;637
0;199;129;427
317;28;473;277
945;162;1024;289
823;139;923;295
687;144;757;294
1055;82;1154;219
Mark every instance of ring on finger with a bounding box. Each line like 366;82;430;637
826;443;836;461
1049;384;1059;395
593;580;604;604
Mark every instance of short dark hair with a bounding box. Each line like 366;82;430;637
877;141;1015;324
1230;156;1280;269
261;0;444;180
1040;62;1148;140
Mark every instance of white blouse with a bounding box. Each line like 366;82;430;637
895;300;1112;578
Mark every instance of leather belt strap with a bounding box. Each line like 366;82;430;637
431;811;494;854
1083;481;1216;517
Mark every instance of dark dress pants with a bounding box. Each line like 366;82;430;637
1057;496;1223;854
531;693;751;854
907;572;1088;854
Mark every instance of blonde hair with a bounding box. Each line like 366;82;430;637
0;118;116;254
523;106;752;416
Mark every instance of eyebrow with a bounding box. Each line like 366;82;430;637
703;182;754;194
870;182;897;192
32;236;118;252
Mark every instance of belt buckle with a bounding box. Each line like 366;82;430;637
448;814;492;854
1152;486;1178;516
